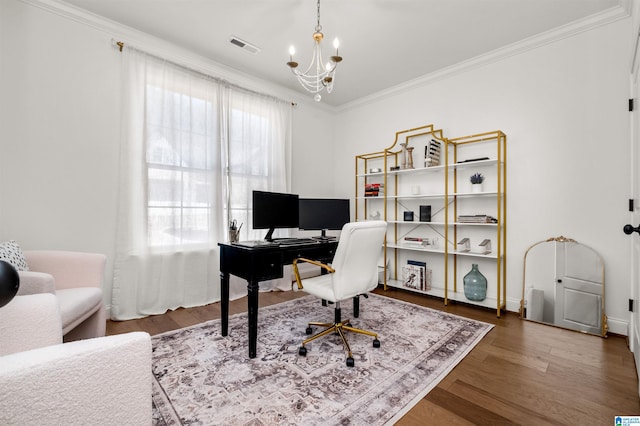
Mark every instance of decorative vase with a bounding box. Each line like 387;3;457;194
399;142;408;169
471;183;483;193
463;263;487;301
406;147;415;169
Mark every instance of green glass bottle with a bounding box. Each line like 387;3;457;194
463;263;487;301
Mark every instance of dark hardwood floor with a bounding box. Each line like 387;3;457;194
107;288;640;425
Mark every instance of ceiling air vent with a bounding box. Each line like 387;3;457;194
229;36;261;55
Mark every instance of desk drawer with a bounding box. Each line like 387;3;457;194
252;252;283;280
287;245;336;263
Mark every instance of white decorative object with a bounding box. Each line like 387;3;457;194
478;239;492;254
457;238;470;252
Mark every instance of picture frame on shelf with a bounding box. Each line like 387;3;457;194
419;205;431;222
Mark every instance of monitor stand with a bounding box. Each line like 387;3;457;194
312;229;336;241
264;228;275;242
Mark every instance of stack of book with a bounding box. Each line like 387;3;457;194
403;236;430;247
402;260;431;291
457;215;498;223
425;139;441;167
364;183;384;197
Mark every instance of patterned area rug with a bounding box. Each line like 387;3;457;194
152;293;493;425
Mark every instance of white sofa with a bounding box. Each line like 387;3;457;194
17;250;107;341
0;293;152;425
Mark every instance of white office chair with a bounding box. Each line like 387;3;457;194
292;220;387;367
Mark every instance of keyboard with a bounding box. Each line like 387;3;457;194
233;240;278;248
274;238;317;246
234;238;317;248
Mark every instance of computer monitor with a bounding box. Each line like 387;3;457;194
299;198;350;239
252;190;299;241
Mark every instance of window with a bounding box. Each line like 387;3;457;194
226;107;274;237
145;85;217;247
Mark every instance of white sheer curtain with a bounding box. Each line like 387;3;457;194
224;88;294;293
112;48;292;320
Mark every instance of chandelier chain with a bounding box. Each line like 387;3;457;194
316;0;322;32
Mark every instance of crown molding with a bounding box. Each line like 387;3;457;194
337;5;631;112
16;0;629;114
17;0;334;113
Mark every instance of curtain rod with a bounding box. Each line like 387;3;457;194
111;40;297;107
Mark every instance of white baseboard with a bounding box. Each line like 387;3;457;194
607;316;628;336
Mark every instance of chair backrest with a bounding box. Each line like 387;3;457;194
330;221;387;300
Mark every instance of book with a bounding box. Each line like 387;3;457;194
402;264;422;290
425;140;441;167
457;215;498;223
407;260;429;291
403;237;430;247
364;183;384;197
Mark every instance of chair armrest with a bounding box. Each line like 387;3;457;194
0;332;152;425
0;293;62;356
24;251;106;290
293;257;335;290
16;271;55;295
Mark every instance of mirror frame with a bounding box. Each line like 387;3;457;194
520;236;608;337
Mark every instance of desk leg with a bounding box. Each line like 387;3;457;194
247;279;260;359
220;271;229;336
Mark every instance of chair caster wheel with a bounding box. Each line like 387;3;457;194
346;357;355;367
306;327;313;335
299;346;307;356
373;339;381;348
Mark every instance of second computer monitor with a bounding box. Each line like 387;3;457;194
298;198;350;239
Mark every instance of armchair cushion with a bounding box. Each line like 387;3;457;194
57;287;103;334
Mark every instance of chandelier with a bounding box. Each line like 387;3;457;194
286;0;342;102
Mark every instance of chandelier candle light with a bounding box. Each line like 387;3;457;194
287;0;342;102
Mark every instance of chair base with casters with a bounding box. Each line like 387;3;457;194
298;300;380;367
292;220;388;367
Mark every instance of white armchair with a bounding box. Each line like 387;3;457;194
17;250;107;341
0;293;152;425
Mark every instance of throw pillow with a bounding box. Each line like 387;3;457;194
0;240;29;271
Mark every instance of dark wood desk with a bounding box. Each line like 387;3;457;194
218;240;338;358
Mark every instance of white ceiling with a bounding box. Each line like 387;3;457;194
62;0;623;106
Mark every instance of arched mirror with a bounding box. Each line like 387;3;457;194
520;236;607;337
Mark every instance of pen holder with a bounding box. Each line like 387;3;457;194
229;229;240;243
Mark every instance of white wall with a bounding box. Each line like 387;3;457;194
0;0;336;312
0;1;121;262
291;107;336;198
333;16;632;334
